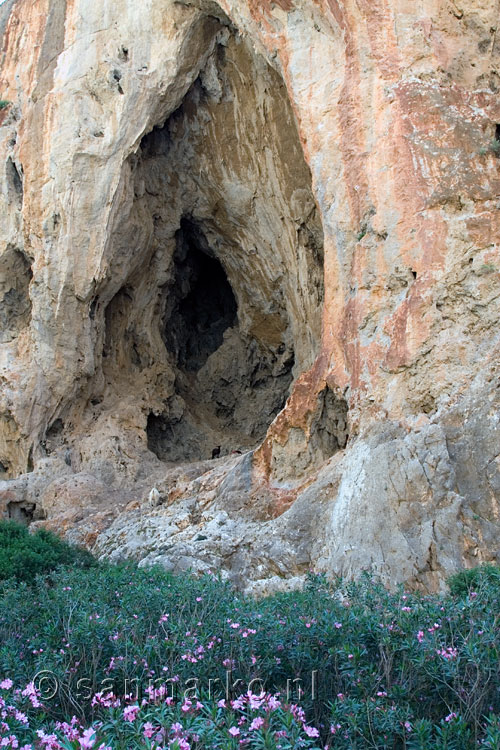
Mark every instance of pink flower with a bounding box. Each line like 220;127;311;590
291;705;306;723
416;630;424;643
91;692;119;708
55;718;80;741
78;729;96;749
303;726;319;738
266;695;281;710
228;727;240;737
22;683;40;708
0;680;13;690
36;731;59;749
1;737;19;749
436;646;458;660
445;712;457;722
172;740;190;750
248;692;264;710
123;704;139;722
143;722;154;739
249;717;264;731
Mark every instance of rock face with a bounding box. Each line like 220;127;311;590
0;0;499;592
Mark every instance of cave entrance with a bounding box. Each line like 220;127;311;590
7;501;35;525
163;219;238;373
146;216;297;464
100;25;325;466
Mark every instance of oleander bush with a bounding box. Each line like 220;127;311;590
0;520;95;584
0;557;499;748
447;562;500;597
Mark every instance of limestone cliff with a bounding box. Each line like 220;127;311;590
0;0;499;592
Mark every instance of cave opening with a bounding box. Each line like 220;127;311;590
146;212;297;463
0;246;32;343
99;23;325;467
7;501;35;525
163;218;238;373
6;157;23;211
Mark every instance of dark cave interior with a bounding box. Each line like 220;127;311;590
162;219;238;373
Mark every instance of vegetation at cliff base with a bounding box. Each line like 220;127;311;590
0;520;95;583
0;534;498;748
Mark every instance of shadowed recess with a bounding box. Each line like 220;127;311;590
163;219;238;373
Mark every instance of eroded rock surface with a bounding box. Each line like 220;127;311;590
0;0;499;591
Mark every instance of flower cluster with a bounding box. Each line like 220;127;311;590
0;680;322;750
0;562;499;748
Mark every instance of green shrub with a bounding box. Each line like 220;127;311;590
0;99;9;110
490;138;500;155
0;519;95;583
447;562;500;596
476;262;497;275
479;138;500;156
0;562;498;747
